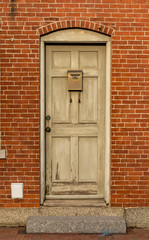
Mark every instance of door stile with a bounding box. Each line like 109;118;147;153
71;50;79;124
46;45;52;195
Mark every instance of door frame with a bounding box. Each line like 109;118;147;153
40;29;111;205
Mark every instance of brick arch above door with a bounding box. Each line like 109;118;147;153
37;20;115;37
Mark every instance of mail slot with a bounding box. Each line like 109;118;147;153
68;70;83;91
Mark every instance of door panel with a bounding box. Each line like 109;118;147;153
51;183;97;196
78;137;97;182
52;51;71;68
79;77;98;123
79;51;98;68
52;137;71;182
46;45;106;199
52;77;70;123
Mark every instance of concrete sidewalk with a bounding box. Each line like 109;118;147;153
0;227;149;240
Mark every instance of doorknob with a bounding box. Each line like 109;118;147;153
45;127;51;132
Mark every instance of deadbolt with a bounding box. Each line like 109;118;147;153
45;127;51;132
46;115;51;121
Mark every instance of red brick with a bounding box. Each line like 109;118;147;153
1;1;149;209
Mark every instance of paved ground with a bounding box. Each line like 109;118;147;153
0;227;149;240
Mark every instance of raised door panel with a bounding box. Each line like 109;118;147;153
51;183;97;195
52;51;71;69
52;77;70;123
79;78;98;123
79;51;98;69
52;137;71;182
78;137;98;182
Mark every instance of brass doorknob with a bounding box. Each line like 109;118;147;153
45;127;51;132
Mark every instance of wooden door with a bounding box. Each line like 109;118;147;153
46;45;106;199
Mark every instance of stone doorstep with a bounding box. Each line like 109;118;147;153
26;216;126;234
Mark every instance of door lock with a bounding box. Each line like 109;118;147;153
45;127;51;132
46;115;51;121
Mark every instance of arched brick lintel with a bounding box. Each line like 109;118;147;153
37;20;115;37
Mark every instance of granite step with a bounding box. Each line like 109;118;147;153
26;216;126;234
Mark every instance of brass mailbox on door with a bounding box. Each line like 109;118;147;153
68;70;83;91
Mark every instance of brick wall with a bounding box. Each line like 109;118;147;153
0;0;149;208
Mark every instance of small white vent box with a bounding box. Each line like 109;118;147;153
11;183;24;199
